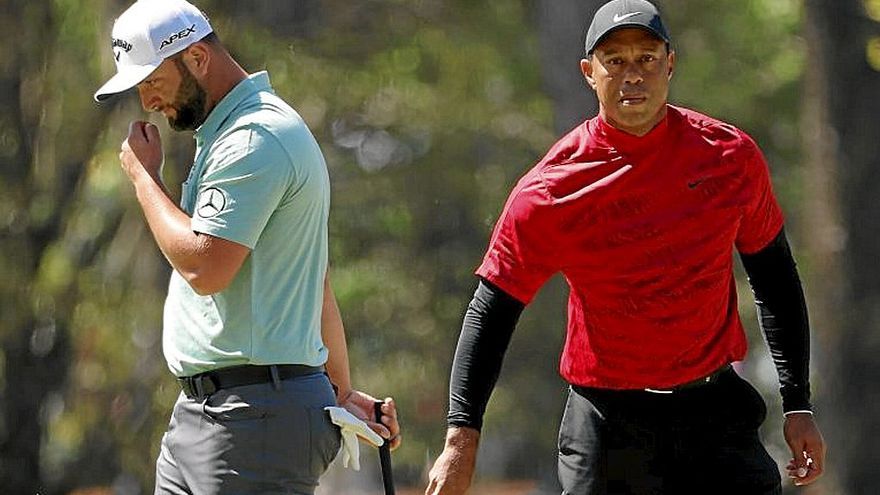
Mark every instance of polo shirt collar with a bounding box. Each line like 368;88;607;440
195;71;272;140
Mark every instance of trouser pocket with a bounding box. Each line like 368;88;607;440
310;407;342;475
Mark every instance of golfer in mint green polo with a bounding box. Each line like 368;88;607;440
95;0;400;492
162;69;332;377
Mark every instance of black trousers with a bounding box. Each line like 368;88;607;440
558;370;782;495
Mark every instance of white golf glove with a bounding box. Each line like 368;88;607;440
324;406;384;471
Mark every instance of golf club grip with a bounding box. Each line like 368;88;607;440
374;401;395;495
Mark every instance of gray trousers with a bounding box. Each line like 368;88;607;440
154;372;341;494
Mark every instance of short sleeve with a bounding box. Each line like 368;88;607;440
476;174;559;304
190;127;293;249
735;136;785;254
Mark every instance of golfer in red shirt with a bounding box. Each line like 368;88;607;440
426;1;826;494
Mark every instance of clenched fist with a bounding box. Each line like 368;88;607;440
120;121;164;182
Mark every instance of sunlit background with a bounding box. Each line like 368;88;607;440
2;0;879;493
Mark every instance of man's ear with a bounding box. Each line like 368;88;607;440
182;42;211;78
580;58;597;90
667;50;675;80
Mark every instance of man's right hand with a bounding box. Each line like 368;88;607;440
120;121;164;183
425;427;480;495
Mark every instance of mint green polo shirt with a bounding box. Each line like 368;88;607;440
163;71;331;377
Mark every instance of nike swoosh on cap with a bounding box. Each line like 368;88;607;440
613;12;641;22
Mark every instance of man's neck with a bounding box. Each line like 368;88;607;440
203;53;248;116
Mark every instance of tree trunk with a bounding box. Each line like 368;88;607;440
534;0;602;135
803;1;880;493
526;1;603;489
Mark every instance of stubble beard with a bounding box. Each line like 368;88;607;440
168;58;208;132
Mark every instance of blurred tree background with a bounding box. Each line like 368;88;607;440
1;0;877;493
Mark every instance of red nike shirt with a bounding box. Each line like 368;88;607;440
476;105;784;389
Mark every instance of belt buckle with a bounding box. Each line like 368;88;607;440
180;374;215;399
180;376;196;398
196;373;219;398
193;375;205;398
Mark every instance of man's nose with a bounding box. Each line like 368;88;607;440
622;62;644;85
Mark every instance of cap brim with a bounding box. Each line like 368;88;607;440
94;63;161;102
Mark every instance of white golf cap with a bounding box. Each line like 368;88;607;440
94;0;212;102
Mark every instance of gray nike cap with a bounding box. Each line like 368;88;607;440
585;0;670;55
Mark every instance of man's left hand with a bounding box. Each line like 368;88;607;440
338;390;401;451
783;412;826;486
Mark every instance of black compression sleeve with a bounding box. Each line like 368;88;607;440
739;227;812;413
447;278;525;430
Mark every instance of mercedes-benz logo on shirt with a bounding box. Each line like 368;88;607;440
196;187;227;218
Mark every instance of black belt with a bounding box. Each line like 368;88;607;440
572;364;734;398
641;364;733;394
178;364;325;400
